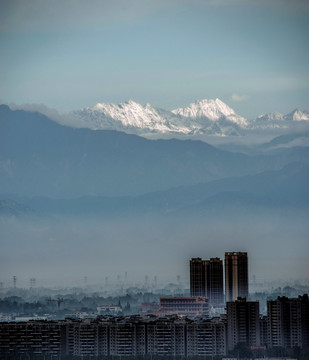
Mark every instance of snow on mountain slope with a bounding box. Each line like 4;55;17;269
172;98;248;126
72;98;247;136
286;109;309;122
69;99;309;137
72;100;191;134
250;109;309;129
170;98;248;136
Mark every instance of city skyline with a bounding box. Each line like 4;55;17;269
1;294;308;358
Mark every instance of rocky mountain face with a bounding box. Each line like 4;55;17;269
70;98;309;137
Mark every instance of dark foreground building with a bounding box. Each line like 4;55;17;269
0;315;226;358
1;294;308;358
267;294;309;350
226;297;260;351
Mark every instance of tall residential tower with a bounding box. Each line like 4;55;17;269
190;257;224;307
190;258;206;297
225;252;248;302
226;297;260;351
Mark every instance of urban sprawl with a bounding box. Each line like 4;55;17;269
0;252;308;359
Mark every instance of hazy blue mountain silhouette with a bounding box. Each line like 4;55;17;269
0;199;35;217
260;131;309;150
1;162;307;217
0;104;308;198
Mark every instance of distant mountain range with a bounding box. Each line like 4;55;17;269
1;162;308;218
68;98;309;137
260;131;309;150
251;109;309;130
0;104;308;198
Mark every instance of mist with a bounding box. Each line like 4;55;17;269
1;207;308;289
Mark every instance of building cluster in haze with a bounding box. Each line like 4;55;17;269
190;252;248;307
139;251;248;318
0;251;308;358
0;294;308;358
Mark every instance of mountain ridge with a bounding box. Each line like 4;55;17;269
1;162;307;217
1;105;308;198
69;98;309;137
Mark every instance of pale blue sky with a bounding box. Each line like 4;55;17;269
0;0;308;118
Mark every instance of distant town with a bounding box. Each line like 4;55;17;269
0;251;308;359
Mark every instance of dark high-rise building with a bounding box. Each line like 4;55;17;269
225;252;248;302
206;257;224;306
226;297;260;351
190;257;224;307
190;258;206;297
267;294;309;349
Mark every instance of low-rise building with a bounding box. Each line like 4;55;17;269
159;297;209;317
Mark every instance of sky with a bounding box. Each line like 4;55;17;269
0;0;308;119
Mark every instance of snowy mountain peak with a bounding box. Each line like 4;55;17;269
172;98;248;127
287;109;309;121
256;112;284;122
254;109;309;123
249;108;309;130
93;99;140;111
73;100;190;134
69;99;308;137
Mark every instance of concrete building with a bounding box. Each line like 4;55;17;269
190;257;206;297
259;315;268;347
110;321;141;356
206;257;224;306
190;257;224;307
187;317;226;357
64;318;106;356
0;321;63;358
226;297;260;351
267;294;309;349
159;297;209;317
147;318;186;356
0;315;227;358
225;252;248;302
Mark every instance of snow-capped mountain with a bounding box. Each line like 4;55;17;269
172;98;248;126
171;98;248;136
286;109;309;122
250;109;309;129
69;98;309;137
72;100;191;134
71;98;247;136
